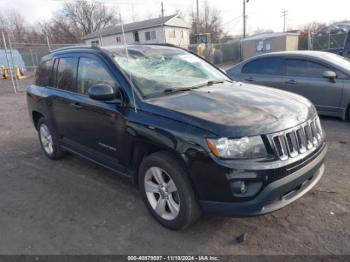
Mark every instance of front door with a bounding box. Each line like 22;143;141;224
51;54;128;173
283;58;343;112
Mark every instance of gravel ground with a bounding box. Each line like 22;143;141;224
0;78;349;255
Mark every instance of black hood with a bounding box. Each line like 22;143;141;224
142;82;317;138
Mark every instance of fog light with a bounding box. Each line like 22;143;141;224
240;181;247;193
230;180;263;198
232;180;248;194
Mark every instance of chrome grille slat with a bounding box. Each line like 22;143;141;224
273;136;288;161
296;127;307;154
310;121;318;145
285;132;298;158
304;124;313;149
269;117;324;161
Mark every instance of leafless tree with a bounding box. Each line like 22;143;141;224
43;0;119;43
190;2;225;43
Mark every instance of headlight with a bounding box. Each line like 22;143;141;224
206;136;267;159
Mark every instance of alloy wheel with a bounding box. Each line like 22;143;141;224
144;167;180;220
39;124;54;155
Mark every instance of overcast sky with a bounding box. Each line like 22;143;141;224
2;0;350;35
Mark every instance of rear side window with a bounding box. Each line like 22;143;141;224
77;57;115;95
242;58;284;75
56;57;78;92
35;59;52;86
286;59;331;77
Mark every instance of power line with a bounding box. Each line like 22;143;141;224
223;15;243;26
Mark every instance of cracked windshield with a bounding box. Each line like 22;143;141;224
113;47;228;97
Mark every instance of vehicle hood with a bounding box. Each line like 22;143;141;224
142;82;316;137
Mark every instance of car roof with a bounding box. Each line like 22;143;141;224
245;50;339;60
41;44;182;61
229;50;350;75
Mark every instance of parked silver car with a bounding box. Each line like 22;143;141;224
227;51;350;120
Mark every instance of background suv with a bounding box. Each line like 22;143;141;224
27;45;327;229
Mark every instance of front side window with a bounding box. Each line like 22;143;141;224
242;58;284;75
77;57;115;95
35;59;52;86
113;47;229;97
286;59;331;77
56;57;77;92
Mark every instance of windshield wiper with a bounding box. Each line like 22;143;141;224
163;87;192;94
191;79;233;89
145;79;233;98
162;79;233;94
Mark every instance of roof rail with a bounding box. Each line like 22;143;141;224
50;44;100;53
143;43;178;48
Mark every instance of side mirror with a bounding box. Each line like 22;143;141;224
88;84;117;101
322;71;337;82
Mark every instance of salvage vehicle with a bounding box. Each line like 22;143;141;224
27;45;327;230
227;51;350;120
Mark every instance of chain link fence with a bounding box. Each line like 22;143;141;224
188;40;242;66
0;32;79;93
299;33;347;51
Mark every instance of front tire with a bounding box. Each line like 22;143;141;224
37;118;65;160
139;151;201;230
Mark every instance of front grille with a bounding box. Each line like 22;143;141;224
270;117;324;161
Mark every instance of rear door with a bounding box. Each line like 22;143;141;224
283;58;343;111
50;55;79;142
240;57;284;88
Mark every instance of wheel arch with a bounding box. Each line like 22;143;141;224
32;111;45;130
130;142;188;185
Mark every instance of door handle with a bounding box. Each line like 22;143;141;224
244;77;255;82
71;102;82;110
285;79;296;85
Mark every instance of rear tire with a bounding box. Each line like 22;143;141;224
139;151;201;230
37;118;65;160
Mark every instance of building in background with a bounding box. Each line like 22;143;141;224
241;32;299;60
82;14;190;48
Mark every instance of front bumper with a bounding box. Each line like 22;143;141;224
199;144;327;217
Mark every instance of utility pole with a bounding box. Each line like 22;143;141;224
281;10;288;32
1;31;16;93
46;35;51;51
196;0;199;34
243;0;249;38
161;1;164;18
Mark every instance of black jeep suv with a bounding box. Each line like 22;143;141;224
27;45;327;230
